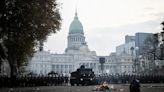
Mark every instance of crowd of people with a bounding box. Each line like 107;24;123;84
0;75;69;88
0;74;164;88
94;74;164;84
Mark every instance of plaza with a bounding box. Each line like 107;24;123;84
0;84;164;92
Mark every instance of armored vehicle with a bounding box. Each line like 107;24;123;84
70;65;95;86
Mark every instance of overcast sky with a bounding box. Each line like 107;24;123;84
44;0;164;56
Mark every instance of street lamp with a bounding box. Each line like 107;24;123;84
99;57;105;74
130;47;135;73
135;47;139;74
130;47;139;74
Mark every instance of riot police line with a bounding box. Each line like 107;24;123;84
0;74;164;88
94;74;164;84
0;75;69;88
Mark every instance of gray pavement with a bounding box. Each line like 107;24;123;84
0;84;164;92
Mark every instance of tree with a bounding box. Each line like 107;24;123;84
161;21;164;59
162;21;164;30
140;34;160;74
0;0;61;76
0;42;7;74
141;34;159;60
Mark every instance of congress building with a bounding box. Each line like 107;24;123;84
27;12;133;75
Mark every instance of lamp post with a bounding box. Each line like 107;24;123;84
130;47;135;73
99;57;105;74
135;47;139;74
130;46;139;74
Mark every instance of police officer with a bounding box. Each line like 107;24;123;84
130;79;140;92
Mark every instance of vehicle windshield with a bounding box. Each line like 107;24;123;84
80;71;92;74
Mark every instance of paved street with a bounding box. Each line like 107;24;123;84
0;84;164;92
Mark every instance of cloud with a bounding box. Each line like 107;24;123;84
86;19;162;55
144;7;154;10
44;0;164;56
44;17;163;56
151;12;164;18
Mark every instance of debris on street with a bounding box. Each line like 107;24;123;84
92;81;116;91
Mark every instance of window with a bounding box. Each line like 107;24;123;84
65;65;68;68
56;65;59;69
69;65;72;69
61;65;63;69
106;65;109;69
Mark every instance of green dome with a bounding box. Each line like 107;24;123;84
69;13;83;34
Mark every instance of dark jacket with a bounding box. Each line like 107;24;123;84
130;79;140;92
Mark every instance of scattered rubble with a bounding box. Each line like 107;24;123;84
92;81;116;91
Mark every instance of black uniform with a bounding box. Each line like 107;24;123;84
130;79;140;92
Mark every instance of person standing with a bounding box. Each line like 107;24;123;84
130;79;140;92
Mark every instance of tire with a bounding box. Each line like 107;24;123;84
81;83;84;86
71;83;74;86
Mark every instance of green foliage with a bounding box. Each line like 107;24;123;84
141;34;160;60
141;35;158;51
162;21;164;30
0;0;61;76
